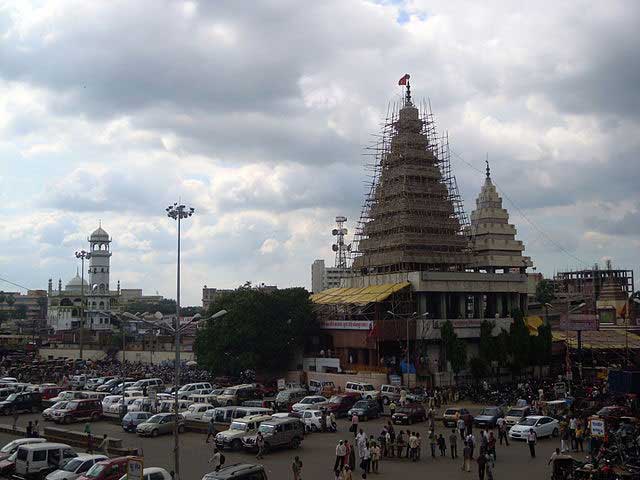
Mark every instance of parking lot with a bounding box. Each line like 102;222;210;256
0;406;585;479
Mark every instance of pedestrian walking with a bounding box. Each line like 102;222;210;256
429;430;437;458
408;432;418;461
330;412;337;432
32;421;39;438
575;425;584;452
569;416;577;451
346;440;356;471
415;432;421;460
292;456;303;480
477;450;487;480
458;417;466;440
466;432;476;459
12;410;19;431
487;431;496;460
370;442;380;473
351;414;359;437
208;448;223;472
389;401;396;417
462;441;471;472
450;429;458;459
256;431;265;459
560;424;570;453
437;433;446;457
206;416;215;443
485;452;495;480
360;443;371;473
527;429;537;458
25;421;33;438
97;434;109;455
497;417;509;446
334;440;347;471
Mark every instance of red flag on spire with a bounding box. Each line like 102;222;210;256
398;73;410;85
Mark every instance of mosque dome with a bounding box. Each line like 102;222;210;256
90;226;109;240
66;271;89;291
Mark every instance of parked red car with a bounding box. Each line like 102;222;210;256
77;457;132;480
41;386;64;400
53;399;103;424
326;393;361;418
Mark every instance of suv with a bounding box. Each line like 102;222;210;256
77;457;130;480
504;406;531;427
391;403;426;425
15;442;77;479
474;406;504;429
275;388;307;412
242;417;304;452
442;407;470;427
45;453;108;480
380;385;402;405
70;376;88;390
0;391;42;414
326;394;360;418
131;379;164;392
202;464;268;480
177;383;212;400
217;385;260;406
347;399;380;421
53;399;103;424
215;414;272;450
345;382;381;400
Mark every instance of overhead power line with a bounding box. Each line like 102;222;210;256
449;149;590;268
0;276;32;292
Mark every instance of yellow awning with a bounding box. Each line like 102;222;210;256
552;330;640;349
311;282;411;305
526;316;544;336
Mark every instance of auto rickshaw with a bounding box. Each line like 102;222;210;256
552;454;575;480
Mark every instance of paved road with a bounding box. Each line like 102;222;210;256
1;410;586;480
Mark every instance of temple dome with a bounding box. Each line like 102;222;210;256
90;226;109;240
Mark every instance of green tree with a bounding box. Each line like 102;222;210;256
535;279;555;322
195;287;318;375
441;320;467;374
479;320;495;364
14;304;27;319
469;357;489;383
5;296;15;307
536;323;553;365
0;291;5;304
509;308;530;375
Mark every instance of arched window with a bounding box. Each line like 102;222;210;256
99;284;105;292
71;308;78;317
99;301;105;310
92;301;97;309
101;268;104;273
60;298;73;307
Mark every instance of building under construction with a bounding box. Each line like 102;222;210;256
311;79;534;384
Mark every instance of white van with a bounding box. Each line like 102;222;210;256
232;406;273;419
158;399;192;413
208;406;240;424
380;385;402;404
131;378;164;392
177;383;212;400
182;403;214;421
15;442;77;478
345;382;381;400
308;379;335;394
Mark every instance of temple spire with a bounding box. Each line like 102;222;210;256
485;154;490;178
405;80;412;106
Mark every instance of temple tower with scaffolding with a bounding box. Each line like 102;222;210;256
353;80;470;274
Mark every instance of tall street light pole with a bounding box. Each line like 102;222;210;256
166;202;194;480
75;250;90;360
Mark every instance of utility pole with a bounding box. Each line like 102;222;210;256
166;202;194;480
75;250;90;360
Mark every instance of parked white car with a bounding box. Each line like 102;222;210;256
291;396;329;413
508;415;559;440
45;454;108;480
182;403;214;421
101;395;122;412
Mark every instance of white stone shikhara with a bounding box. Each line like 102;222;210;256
468;165;533;272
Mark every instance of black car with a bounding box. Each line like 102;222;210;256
347;399;380;421
203;463;267;480
0;392;42;414
391;403;427;425
473;406;504;428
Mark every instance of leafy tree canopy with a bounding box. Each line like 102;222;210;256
194;287;318;375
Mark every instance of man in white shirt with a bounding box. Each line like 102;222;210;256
457;417;466;440
208;448;223;472
527;429;537;458
334;440;346;471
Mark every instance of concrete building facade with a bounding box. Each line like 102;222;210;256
311;259;351;294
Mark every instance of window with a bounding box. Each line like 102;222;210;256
33;450;47;462
78;461;93;473
149;473;165;480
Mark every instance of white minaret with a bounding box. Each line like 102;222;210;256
87;223;113;329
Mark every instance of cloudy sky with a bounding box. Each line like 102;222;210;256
1;0;638;305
